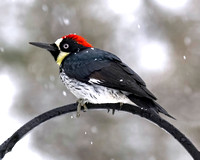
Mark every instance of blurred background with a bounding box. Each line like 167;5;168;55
0;0;200;159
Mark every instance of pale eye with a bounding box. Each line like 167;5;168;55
63;43;69;49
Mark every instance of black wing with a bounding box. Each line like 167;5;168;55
62;48;156;100
89;61;157;100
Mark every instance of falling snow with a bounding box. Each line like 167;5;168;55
42;4;48;12
84;131;87;135
137;24;141;29
119;79;123;82
62;91;67;96
63;18;70;25
90;141;93;145
91;48;94;50
183;55;186;60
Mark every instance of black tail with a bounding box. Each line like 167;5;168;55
127;94;175;119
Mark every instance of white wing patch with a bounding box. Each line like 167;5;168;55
88;78;102;84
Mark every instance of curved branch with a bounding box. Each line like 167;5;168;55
0;103;200;160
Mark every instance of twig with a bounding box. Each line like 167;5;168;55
0;103;199;160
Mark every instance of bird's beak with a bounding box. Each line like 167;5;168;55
29;42;57;52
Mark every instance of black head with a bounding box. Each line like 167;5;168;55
29;34;93;66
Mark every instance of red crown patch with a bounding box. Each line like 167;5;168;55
62;34;93;48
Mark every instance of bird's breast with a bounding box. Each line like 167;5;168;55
59;69;133;104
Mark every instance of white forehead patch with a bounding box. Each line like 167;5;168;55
55;38;63;50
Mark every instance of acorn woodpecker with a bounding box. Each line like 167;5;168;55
29;34;174;118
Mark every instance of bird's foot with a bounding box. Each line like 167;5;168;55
112;109;115;115
107;108;115;115
76;99;88;117
107;103;123;115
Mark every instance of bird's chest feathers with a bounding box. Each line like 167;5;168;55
59;69;132;104
56;52;69;66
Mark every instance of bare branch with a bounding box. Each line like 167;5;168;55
0;103;200;160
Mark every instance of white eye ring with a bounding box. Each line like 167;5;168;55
63;43;69;49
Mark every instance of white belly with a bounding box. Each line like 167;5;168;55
59;70;133;104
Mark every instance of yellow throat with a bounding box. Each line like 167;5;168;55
56;52;69;66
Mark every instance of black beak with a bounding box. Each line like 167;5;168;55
29;42;57;52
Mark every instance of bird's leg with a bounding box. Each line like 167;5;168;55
111;103;123;115
76;99;88;117
112;109;115;115
108;103;123;115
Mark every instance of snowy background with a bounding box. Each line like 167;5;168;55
0;0;200;160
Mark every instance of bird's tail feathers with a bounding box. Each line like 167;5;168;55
153;101;175;119
127;94;175;119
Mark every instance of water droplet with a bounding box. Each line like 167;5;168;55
42;4;48;12
183;55;186;60
63;91;67;96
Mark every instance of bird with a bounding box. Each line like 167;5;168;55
29;34;174;118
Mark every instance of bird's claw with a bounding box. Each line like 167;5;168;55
107;103;123;115
76;99;88;117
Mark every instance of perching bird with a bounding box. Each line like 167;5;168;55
30;34;174;118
